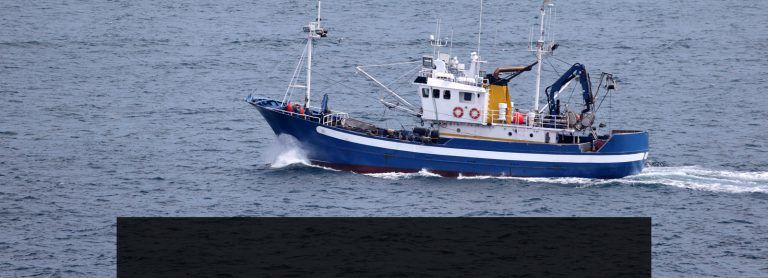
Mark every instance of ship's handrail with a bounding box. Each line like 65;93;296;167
322;112;348;127
419;69;483;87
485;109;573;130
265;107;318;121
532;113;571;129
263;104;349;127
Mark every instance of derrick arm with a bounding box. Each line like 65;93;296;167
485;61;538;86
544;63;593;115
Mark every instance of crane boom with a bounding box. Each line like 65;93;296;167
545;63;593;115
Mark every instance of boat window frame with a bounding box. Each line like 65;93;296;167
443;90;451;100
432;89;440;98
460;91;473;103
421;88;429;98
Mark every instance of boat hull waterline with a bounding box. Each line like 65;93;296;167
253;99;648;179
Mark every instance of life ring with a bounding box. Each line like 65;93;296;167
469;108;481;119
452;107;464;118
292;103;304;115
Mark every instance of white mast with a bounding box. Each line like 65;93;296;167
477;0;483;55
533;0;550;112
431;18;439;58
306;30;313;107
429;19;447;58
304;1;324;108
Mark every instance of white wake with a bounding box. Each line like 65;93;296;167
363;169;442;180
264;134;311;168
263;134;339;171
617;166;768;194
365;165;768;194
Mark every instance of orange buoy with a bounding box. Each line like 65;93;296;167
285;102;293;112
512;112;525;124
298;105;305;115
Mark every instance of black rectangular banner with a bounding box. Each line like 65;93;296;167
117;217;650;277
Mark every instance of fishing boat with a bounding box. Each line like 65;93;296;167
246;0;649;178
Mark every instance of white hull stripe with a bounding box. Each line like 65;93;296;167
316;126;646;164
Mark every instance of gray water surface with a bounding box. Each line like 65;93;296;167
1;0;767;277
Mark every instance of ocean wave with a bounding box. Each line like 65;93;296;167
365;166;768;194
269;147;310;168
265;135;310;168
618;166;768;194
457;174;595;184
265;135;339;171
363;169;442;180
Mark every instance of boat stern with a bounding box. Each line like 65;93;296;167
599;130;649;154
594;130;649;177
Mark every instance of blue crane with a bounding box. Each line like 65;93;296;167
544;63;594;116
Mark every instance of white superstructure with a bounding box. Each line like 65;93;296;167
416;52;487;125
406;0;596;144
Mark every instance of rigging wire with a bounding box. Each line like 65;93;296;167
357;60;420;69
311;74;355;98
258;38;307;99
282;39;309;104
384;65;421;88
544;58;561;75
550;55;572;66
307;69;376;101
308;65;481;120
382;65;421;101
381;103;389;129
356;61;421;110
306;67;419;116
565;82;576;108
266;44;296;79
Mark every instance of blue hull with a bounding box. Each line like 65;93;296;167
249;98;648;179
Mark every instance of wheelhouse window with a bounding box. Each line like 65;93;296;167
422;56;434;68
421;88;429;98
461;91;473;102
443;90;451;100
432;89;440;98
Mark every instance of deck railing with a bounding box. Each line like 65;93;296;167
266;106;348;127
418;69;485;86
267;106;321;121
485;109;572;129
322;112;348;127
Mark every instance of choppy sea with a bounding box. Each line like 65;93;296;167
1;0;767;276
